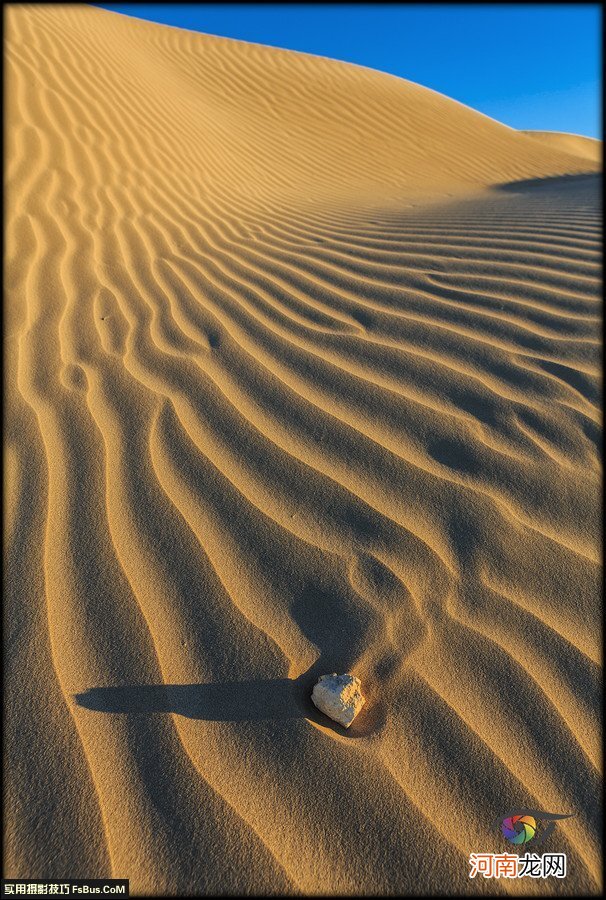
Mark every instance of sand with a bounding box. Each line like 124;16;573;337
521;131;602;163
4;4;602;895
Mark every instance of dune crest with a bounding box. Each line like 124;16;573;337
522;130;601;163
5;4;601;895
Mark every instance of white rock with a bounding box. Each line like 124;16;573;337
311;673;365;728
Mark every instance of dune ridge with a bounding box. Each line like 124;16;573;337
5;4;601;895
522;131;602;163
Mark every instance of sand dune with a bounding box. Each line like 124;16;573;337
522;131;602;163
4;4;601;895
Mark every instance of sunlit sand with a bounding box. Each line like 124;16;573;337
5;5;601;894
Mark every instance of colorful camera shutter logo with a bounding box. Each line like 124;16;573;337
501;815;537;844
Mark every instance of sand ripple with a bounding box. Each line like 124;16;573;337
5;5;601;894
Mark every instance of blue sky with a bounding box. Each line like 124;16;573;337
96;4;601;138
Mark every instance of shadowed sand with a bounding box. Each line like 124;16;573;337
75;681;308;720
4;4;602;896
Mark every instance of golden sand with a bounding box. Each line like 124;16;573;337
5;5;601;894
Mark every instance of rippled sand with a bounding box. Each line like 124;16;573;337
5;5;601;895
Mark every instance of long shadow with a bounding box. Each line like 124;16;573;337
75;674;385;737
75;678;312;721
494;172;601;195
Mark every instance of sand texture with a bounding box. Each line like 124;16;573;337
4;5;602;895
521;131;602;163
